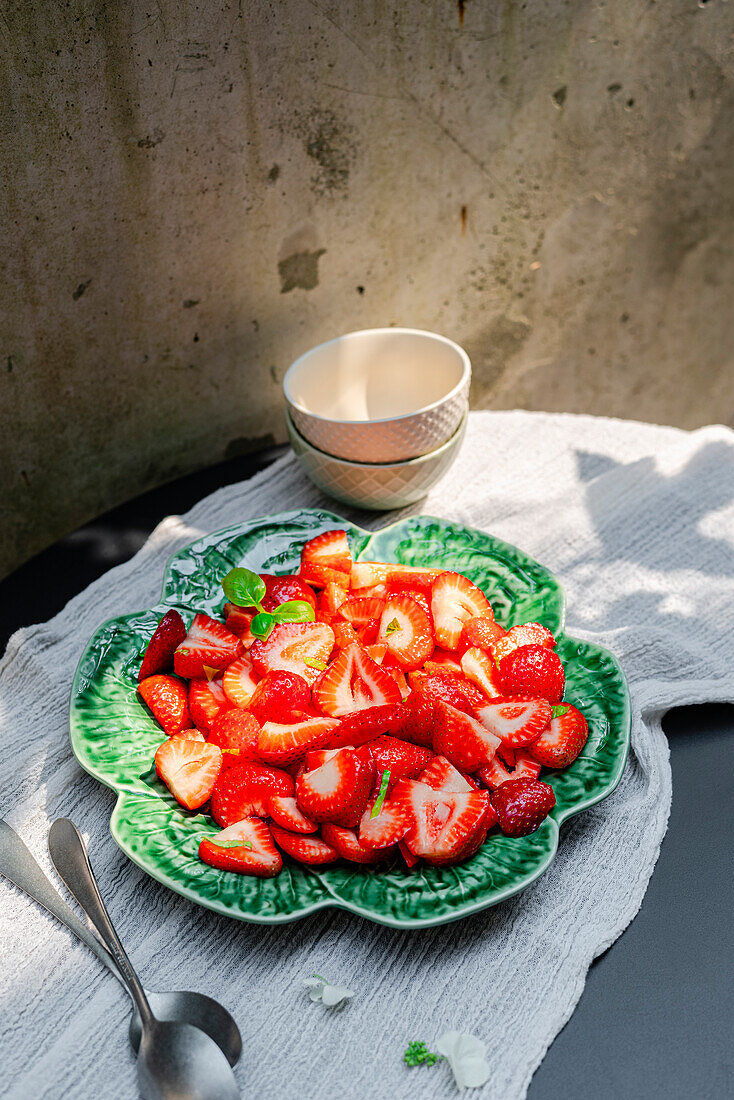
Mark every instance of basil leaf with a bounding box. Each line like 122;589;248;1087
221;567;266;609
303;657;327;671
272;599;316;624
250;612;276;639
385;617;401;636
370;768;391;818
551;704;570;718
208;838;253;850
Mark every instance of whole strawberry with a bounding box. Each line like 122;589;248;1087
498;644;565;704
138;610;187;682
491;778;556;837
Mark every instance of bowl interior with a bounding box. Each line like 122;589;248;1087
284;328;469;424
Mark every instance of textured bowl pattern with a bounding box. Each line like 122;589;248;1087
287;382;469;463
286;411;467;510
70;510;630;929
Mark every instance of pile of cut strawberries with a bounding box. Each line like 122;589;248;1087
136;530;589;877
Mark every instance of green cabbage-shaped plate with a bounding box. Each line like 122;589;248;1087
70;510;630;929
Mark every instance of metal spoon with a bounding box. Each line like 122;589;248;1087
48;818;241;1100
0;820;241;1067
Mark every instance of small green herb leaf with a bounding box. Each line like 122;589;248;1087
303;657;327;671
552;704;570;718
209;838;253;850
221;567;266;609
404;1041;440;1067
250;612;276;639
370;769;391;818
385;617;401;636
272;600;316;624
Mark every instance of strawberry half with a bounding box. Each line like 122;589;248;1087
376;595;434;671
477;749;542;790
269;825;339;865
188;677;228;733
325;703;404;748
526;704;588;769
498;645;565;704
222;654;259;708
358;797;408;850
368;736;434;787
155;737;222;810
475;697;553;747
223;605;255;648
267;795;318;833
318;581;349;615
431;572;492;650
490;778;555;837
491;622;556;663
257;715;340;766
199;818;282;877
320;823;387;863
313;643;401;716
398;779;490;866
174;614;243;679
138;675;191;736
138;610;187;682
207;708;261;761
260;573;317;613
295;745;374;827
247;670;312;725
461;646;503;698
417;755;474;793
459;614;506;653
410;670;487;715
432;700;502;772
250;621;335;685
210;761;294;826
301;529;353;574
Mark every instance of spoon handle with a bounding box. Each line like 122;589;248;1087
48;818;154;1030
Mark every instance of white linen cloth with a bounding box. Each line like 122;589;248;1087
1;411;732;1100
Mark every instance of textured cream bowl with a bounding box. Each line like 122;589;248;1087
283;328;470;462
286;408;467;510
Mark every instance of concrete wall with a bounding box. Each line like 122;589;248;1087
2;0;734;577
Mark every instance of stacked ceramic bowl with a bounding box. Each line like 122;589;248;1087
283;328;470;510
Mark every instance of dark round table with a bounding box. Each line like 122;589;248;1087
2;445;731;1100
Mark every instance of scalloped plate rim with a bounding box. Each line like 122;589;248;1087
69;509;631;929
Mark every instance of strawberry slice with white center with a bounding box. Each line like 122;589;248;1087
338;596;386;626
222;653;259;708
431;572;492;650
174;613;243;679
477;749;542;790
432;700;502;772
332;621;361;650
295;745;374;827
268;795;318;833
358;796;409;850
397;779;490;866
475;697;553;747
491;622;556;663
257;715;340;766
250;621;335;685
526;704;588;769
313;643;401;716
154;737;223;810
199;818;282;877
301;529;353;574
376;595;434;671
188;677;228;733
417;755;473;793
350;562;389;589
320;822;387;863
461;646;503;698
210;761;294;826
318;581;349;615
269;825;339;865
169;728;206;743
138;674;191;736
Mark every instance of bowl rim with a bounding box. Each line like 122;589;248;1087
283;327;471;427
286;405;467;469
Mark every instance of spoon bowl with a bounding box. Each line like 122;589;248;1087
138;1019;241;1100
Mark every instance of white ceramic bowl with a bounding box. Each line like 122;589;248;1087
286;407;467;511
283;328;470;462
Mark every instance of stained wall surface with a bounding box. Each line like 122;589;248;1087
2;0;734;576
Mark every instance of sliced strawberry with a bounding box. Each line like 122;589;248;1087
325;703;404;748
385;569;440;596
398;779;490;866
459;614;506;653
260;573;318;613
431;572;492;650
491;778;555;837
169;728;206;743
384;666;410;699
174;613;243;679
207;708;261;760
222;654;259;708
188;677;228;733
313;643;401;716
428;646;463;671
358;796;408;850
301;529;353;574
338;596;386;626
320;822;388;863
399;838;420;868
433;700;502;772
389;693;436;747
475;697;553;747
350;562;388;589
351;582;388;600
199;818;282;877
318;581;349;615
268;794;318;833
223;605;256;648
498;645;565;704
332;620;361;650
270;825;339;864
257;715;340;766
295;745;374;827
376;595;434;671
139;675;191;736
461;646;503;697
417;755;473;793
491;622;556;663
422;660;463;678
250;621;335;685
300;562;348;588
304;747;343;771
138;610;187;682
155;737;222;810
365;642;388;664
210;761;294;826
368;736;434;788
410;670;487;714
477;749;542;790
247;670;312;725
527;704;588;768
